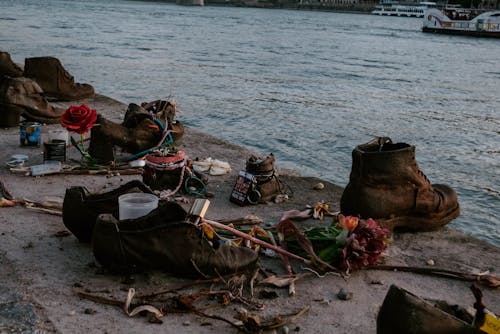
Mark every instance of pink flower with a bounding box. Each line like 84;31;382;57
341;218;390;272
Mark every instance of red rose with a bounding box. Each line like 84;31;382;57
61;104;97;134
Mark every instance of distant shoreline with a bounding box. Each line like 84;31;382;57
133;0;376;13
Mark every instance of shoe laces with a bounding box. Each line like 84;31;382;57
417;169;431;184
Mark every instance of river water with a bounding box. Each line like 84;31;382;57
1;0;499;246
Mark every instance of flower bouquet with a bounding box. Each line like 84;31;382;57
214;210;390;274
305;215;390;273
271;213;390;274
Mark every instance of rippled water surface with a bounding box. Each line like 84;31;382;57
1;0;499;245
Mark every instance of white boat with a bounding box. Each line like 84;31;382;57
371;1;437;18
422;8;500;38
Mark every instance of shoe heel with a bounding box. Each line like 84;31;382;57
0;103;23;127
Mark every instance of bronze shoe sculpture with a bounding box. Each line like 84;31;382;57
245;153;287;203
140;99;184;142
24;56;94;101
88;111;164;163
340;137;460;231
63;180;154;243
88;101;181;163
0;50;23;78
91;201;258;277
377;285;477;334
0;76;64;127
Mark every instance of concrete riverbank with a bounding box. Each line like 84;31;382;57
0;94;498;333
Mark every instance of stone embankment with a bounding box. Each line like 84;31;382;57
0;94;498;333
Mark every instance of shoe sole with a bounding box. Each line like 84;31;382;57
377;203;460;232
0;102;61;125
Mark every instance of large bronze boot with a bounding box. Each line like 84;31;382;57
88;113;162;163
0;50;23;77
0;76;64;127
340;137;460;231
24;56;94;101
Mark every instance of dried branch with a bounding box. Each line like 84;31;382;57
136;275;229;299
75;289;124;306
24;206;62;216
366;265;500;288
261;306;310;330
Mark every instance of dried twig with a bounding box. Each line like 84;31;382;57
0;180;63;214
192;309;248;332
261;305;310;330
136;276;229;299
366;265;500;288
75;289;124;306
24;206;62;216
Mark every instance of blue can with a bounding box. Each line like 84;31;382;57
20;122;41;147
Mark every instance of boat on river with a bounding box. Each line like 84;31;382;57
371;1;437;18
422;8;500;38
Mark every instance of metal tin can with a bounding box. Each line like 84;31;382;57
20;122;41;147
43;140;66;162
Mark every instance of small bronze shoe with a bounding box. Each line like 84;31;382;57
0;76;64;127
246;154;287;203
0;50;23;77
63;180;154;242
24;56;94;101
92;201;259;277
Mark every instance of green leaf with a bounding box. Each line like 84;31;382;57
318;244;339;263
335;229;349;247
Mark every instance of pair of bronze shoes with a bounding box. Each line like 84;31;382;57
88;100;184;163
63;180;257;277
0;50;94;127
